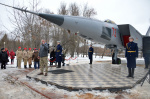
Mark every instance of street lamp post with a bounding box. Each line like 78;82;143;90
4;42;5;48
75;41;78;63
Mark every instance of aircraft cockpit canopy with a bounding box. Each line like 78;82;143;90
104;19;116;24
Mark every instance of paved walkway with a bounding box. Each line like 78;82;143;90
27;63;148;91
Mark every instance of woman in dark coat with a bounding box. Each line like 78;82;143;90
125;36;138;78
50;49;56;66
0;48;8;69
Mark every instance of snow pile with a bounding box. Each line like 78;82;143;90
123;82;150;99
0;69;48;99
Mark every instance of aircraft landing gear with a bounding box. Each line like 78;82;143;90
112;48;121;64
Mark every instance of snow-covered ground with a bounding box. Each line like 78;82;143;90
0;56;150;99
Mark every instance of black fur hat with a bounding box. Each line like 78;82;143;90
1;48;4;51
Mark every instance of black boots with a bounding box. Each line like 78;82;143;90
24;65;31;69
127;68;131;77
127;68;134;78
56;62;61;68
24;65;27;69
62;62;65;66
131;68;134;78
89;59;92;64
38;72;43;75
29;64;32;68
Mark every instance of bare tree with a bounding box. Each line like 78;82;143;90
8;0;43;49
82;3;97;57
55;2;97;57
82;3;97;18
4;1;98;56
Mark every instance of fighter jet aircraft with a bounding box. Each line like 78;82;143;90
0;3;150;64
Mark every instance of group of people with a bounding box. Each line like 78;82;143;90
1;37;148;78
38;40;63;76
88;36;147;79
0;39;67;76
16;46;40;69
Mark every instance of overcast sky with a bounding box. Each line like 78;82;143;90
0;0;150;35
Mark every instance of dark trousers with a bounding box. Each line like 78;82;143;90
34;62;39;69
58;62;61;68
1;61;6;69
62;61;65;66
144;57;150;68
50;62;53;66
11;59;14;64
90;58;92;64
62;57;65;66
128;68;134;77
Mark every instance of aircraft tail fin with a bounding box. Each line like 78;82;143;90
146;26;150;36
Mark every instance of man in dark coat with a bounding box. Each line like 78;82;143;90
56;41;62;68
125;36;138;78
38;39;48;76
50;49;56;66
88;44;94;64
0;48;8;69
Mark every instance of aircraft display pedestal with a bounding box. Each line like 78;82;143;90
27;63;148;91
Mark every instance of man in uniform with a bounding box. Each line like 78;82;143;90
56;41;62;68
88;44;94;64
125;36;138;78
23;48;28;68
38;39;48;76
16;47;23;69
28;48;33;68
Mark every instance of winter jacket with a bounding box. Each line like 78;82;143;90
50;50;56;61
56;44;62;62
23;50;28;59
32;52;39;62
125;42;138;68
28;51;33;59
39;43;48;57
5;50;9;57
88;47;94;59
16;50;23;59
10;50;15;59
0;51;8;62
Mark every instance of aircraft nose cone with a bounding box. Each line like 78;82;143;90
39;13;64;26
